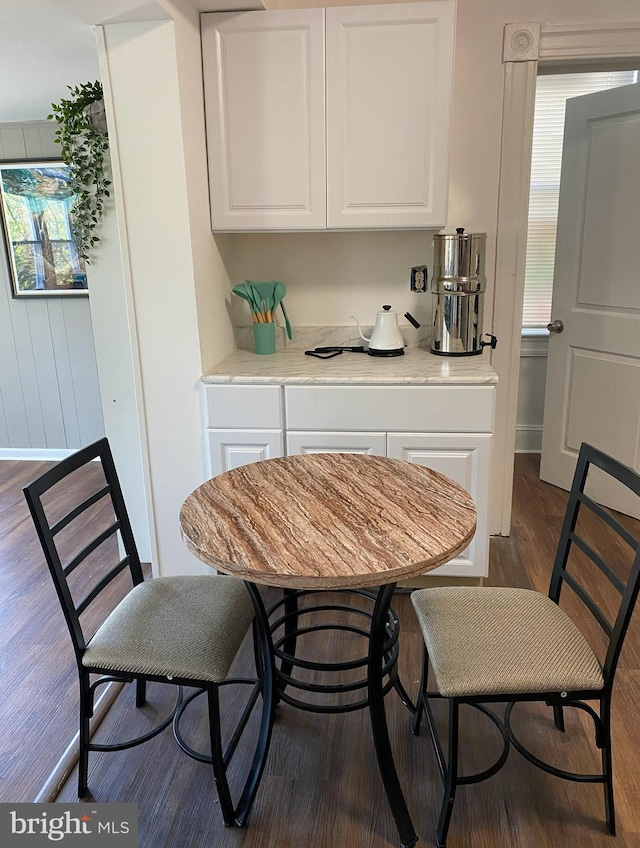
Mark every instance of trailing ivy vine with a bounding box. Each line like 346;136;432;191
48;81;110;262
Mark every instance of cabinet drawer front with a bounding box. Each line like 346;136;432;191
205;385;283;428
285;386;494;432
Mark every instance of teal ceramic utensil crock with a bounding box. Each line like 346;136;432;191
253;322;276;354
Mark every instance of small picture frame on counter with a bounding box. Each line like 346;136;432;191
410;265;428;293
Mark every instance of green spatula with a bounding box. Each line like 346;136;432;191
232;282;262;320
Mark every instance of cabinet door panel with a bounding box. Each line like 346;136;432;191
387;433;491;577
207;429;283;476
326;2;454;228
287;431;386;456
202;9;326;230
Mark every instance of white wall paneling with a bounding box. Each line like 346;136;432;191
0;121;104;456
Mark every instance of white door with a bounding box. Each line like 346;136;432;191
325;1;454;229
201;9;326;230
540;83;640;517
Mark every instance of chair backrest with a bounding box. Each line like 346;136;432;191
549;442;640;688
23;438;144;660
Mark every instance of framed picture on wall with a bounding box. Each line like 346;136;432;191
0;160;88;297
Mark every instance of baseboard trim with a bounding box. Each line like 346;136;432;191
0;448;76;461
515;426;542;452
34;682;123;803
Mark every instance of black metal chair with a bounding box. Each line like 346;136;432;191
23;437;273;827
410;442;640;847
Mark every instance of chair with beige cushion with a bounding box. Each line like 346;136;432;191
24;437;273;827
410;442;640;847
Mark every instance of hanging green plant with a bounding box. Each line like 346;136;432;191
48;80;110;263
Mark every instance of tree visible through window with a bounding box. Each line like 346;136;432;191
0;162;87;297
522;70;638;330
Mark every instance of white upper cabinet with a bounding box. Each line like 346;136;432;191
201;2;455;232
202;9;327;230
326;3;454;229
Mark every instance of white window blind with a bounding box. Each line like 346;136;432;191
522;71;638;329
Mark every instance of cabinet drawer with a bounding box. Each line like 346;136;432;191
285;386;494;432
205;385;283;428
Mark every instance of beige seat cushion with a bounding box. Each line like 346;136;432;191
83;575;254;683
411;587;604;698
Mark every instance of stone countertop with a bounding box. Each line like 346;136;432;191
180;453;477;589
202;343;498;386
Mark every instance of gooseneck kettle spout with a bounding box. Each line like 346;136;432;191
351;315;371;344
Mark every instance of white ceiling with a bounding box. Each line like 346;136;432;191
0;0;264;124
0;0;173;124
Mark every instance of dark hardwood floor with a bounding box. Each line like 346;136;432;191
2;454;640;847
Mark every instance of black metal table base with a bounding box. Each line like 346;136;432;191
250;581;418;848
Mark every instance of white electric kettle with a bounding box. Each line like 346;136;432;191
352;305;420;357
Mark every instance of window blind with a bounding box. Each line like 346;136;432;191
522;71;638;329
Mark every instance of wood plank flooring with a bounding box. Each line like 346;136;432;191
2;454;640;847
0;458;150;802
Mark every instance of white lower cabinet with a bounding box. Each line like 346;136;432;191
387;433;492;577
207;429;283;476
204;382;494;578
204;384;285;476
287;431;386;456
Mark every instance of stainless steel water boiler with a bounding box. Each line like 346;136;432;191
431;228;496;356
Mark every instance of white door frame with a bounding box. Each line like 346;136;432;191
490;20;640;536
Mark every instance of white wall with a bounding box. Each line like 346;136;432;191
167;1;236;374
99;18;230;576
516;337;548;452
85;150;152;561
219;231;434;337
0;122;104;457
